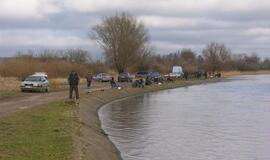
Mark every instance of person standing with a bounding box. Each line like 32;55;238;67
85;73;93;89
68;70;80;100
183;70;189;80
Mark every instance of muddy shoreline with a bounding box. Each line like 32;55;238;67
79;79;225;160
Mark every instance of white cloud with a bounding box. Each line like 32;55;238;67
1;0;270;56
246;28;270;36
0;0;62;19
153;40;204;53
219;0;270;12
0;29;94;47
139;16;232;29
63;0;270;13
64;0;135;12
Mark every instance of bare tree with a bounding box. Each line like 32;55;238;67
202;42;232;70
64;48;91;64
92;12;150;73
179;49;198;72
261;58;270;70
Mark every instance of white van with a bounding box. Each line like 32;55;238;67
169;66;183;78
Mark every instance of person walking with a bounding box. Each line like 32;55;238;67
85;73;93;90
68;70;80;100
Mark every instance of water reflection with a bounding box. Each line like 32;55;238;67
99;75;270;160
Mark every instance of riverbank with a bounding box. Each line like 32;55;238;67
221;70;270;77
79;78;225;160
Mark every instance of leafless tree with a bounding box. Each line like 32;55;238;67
92;12;151;73
179;49;198;72
202;42;232;70
261;58;270;70
64;48;91;64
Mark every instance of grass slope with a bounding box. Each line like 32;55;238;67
0;101;77;160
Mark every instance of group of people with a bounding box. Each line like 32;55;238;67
182;70;221;80
68;71;123;100
68;71;93;100
68;69;221;100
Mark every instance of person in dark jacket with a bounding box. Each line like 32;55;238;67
183;70;189;80
68;70;80;99
85;73;93;89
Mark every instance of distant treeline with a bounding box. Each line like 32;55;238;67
0;42;270;79
148;42;270;73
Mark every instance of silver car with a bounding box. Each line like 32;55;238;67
21;76;49;92
94;73;112;82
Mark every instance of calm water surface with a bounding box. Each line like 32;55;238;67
99;75;270;160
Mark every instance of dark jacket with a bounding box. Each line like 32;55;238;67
85;74;93;82
68;72;80;85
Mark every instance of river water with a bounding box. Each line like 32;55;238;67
99;75;270;160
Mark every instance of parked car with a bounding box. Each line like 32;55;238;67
170;66;183;78
135;71;149;78
147;71;163;82
169;72;183;78
164;66;184;78
118;72;133;82
94;73;112;82
21;75;49;92
32;72;48;79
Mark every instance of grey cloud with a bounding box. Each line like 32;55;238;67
0;0;270;57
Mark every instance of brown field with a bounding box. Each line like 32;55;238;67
0;76;20;91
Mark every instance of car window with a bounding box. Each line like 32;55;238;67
25;76;42;82
120;73;129;76
41;77;47;82
137;71;148;75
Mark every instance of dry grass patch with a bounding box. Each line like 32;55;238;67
0;77;20;91
221;70;270;77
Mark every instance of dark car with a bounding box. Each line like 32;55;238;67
147;71;163;82
118;72;133;82
135;71;149;78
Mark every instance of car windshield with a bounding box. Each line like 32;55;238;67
25;76;43;82
103;73;111;76
120;73;129;76
137;71;148;75
149;72;159;76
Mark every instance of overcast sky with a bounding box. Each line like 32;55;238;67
0;0;270;58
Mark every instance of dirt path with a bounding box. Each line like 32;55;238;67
0;91;67;118
0;85;111;118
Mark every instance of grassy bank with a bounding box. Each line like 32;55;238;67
221;70;270;77
0;101;79;160
79;78;224;160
